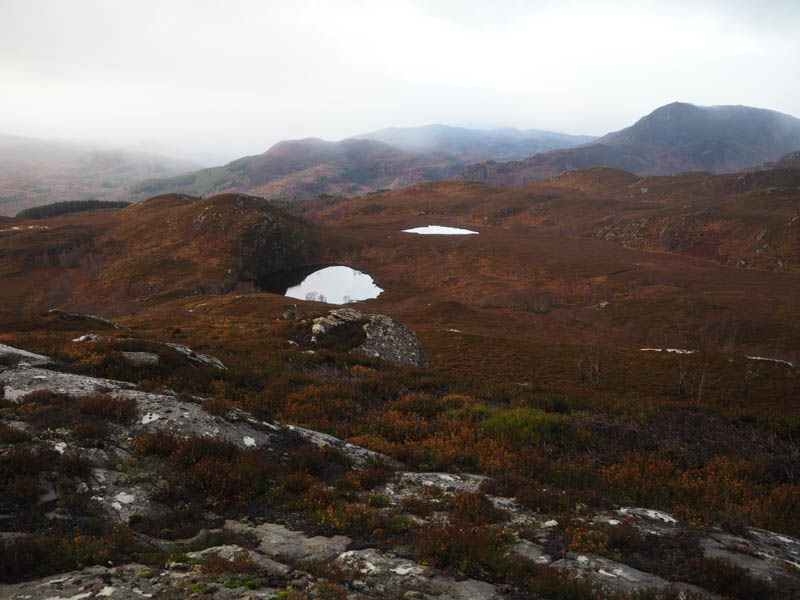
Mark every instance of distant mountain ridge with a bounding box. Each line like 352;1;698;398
460;102;800;186
353;124;596;161
129;125;596;201
130;137;464;200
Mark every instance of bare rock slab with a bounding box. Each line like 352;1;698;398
552;553;710;597
335;548;499;599
225;520;351;563
312;308;428;368
0;343;51;366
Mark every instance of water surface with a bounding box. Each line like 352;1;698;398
403;225;479;235
283;266;382;304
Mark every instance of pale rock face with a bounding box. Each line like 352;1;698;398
311;308;428;368
72;334;105;343
334;548;499;599
0;343;51;366
47;309;118;328
224;520;351;563
120;351;160;367
163;342;226;370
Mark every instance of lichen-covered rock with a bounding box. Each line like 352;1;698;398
287;424;398;468
0;343;51;366
72;333;105;342
163;342;226;370
0;562;281;599
0;365;278;452
700;528;800;592
509;540;551;565
0;565;165;600
551;553;710;597
335;548;499;599
0;365;134;401
120;351;160;367
47;308;118;328
312;308;428;368
224;520;351;563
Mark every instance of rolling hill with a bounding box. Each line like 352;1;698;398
129;138;463;201
461;102;800;186
129;126;596;202
0;192;325;312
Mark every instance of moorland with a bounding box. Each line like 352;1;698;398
1;104;800;599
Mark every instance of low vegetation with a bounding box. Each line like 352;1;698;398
16;199;130;220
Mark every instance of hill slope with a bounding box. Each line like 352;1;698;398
131;126;597;202
0;192;325;312
0;134;200;216
130;138;463;201
461;102;800;186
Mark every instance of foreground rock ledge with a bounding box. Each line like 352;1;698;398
2;342;800;597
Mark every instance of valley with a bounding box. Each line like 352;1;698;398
1;158;799;597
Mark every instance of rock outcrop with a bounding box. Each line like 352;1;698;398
2;341;800;598
312;308;428;368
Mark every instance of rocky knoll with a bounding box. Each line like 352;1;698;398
2;342;800;598
311;308;429;368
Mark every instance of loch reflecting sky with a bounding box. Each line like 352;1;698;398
285;266;383;305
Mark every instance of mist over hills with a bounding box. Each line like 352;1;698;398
461;103;800;185
131;102;800;204
129;137;464;201
0;134;200;216
5;102;800;215
128;127;595;202
353;124;596;161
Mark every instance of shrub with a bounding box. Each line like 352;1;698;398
175;450;274;507
77;395;137;423
353;458;395;490
516;485;568;513
0;526;135;583
606;520;645;554
400;497;436;517
0;423;30;444
133;431;179;456
199;550;261;575
691;557;771;600
482;408;572;446
449;492;507;525
282;472;315;493
72;421;108;440
130;506;211;540
6;474;41;504
417;521;513;580
202;396;230;418
527;565;596;600
287;445;350;476
171;436;239;467
0;445;55;483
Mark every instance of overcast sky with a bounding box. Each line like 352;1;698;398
1;0;798;164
